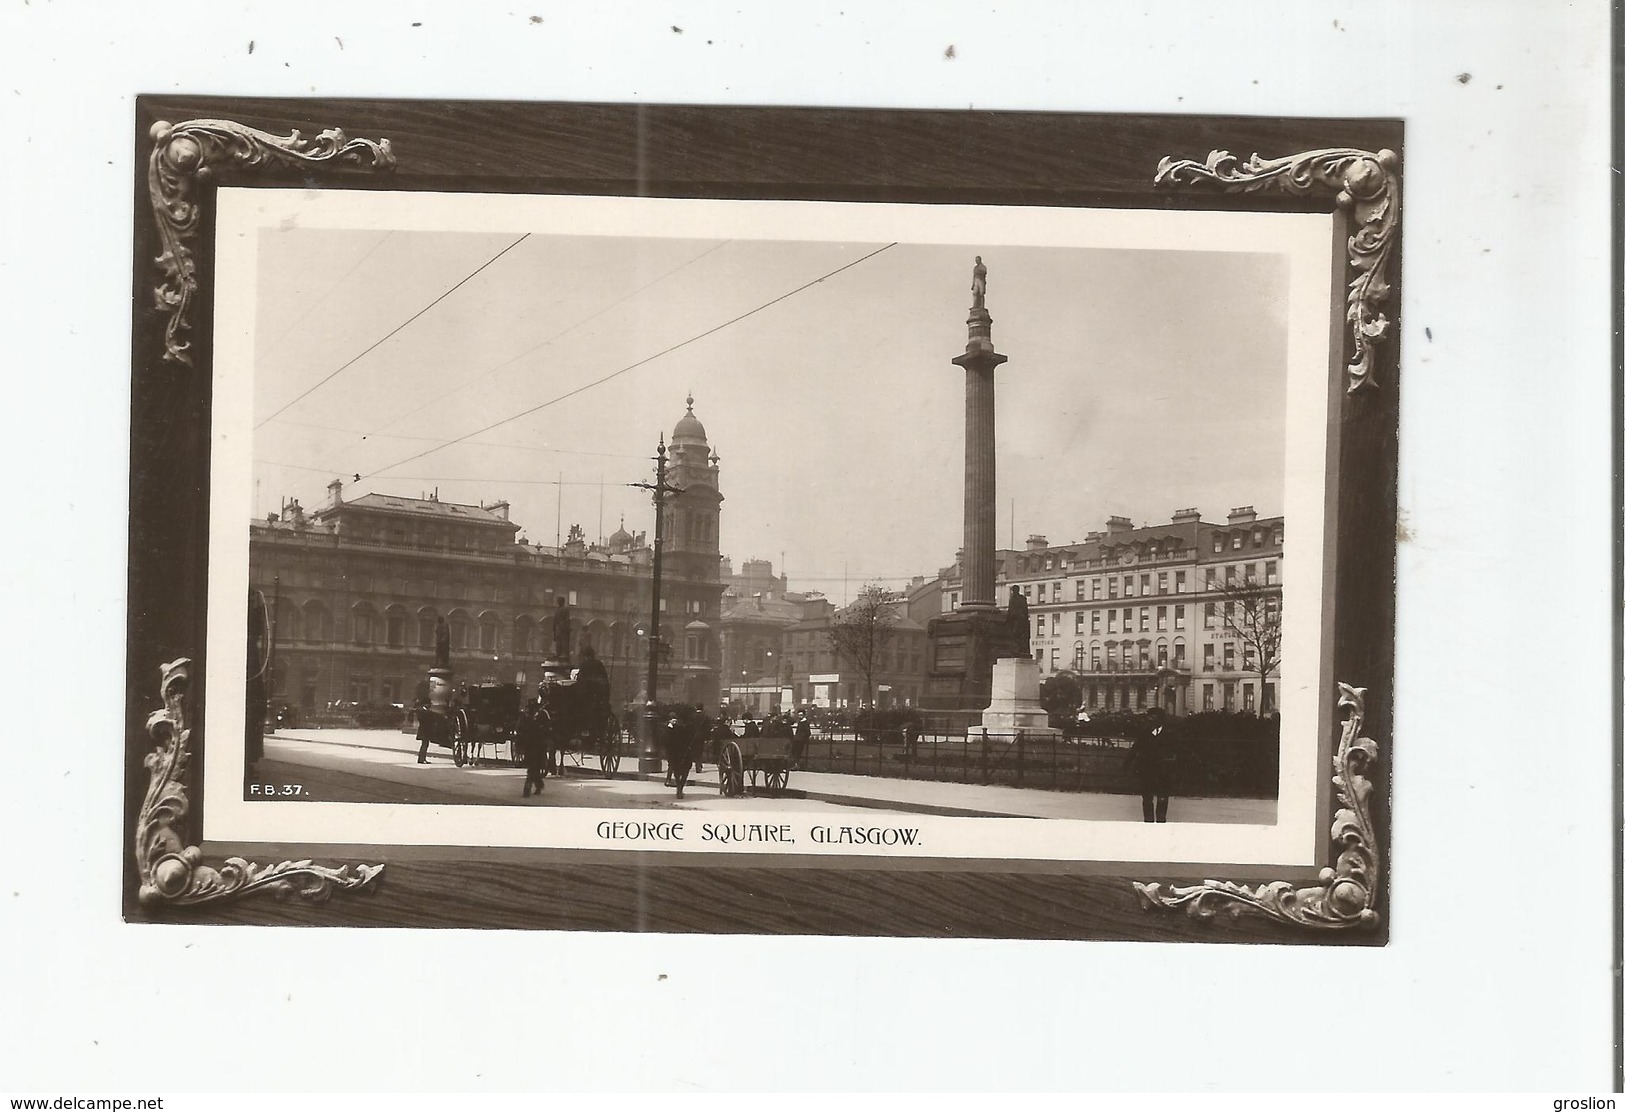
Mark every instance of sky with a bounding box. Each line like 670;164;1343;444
250;219;1291;606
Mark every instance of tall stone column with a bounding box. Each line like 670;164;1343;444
952;257;1007;609
922;256;1014;718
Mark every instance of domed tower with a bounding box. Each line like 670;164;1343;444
664;394;723;583
654;394;724;708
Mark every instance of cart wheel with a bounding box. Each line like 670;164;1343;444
719;741;744;798
765;767;788;794
601;714;622;776
452;710;470;767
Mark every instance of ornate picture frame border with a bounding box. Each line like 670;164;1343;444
125;98;1399;941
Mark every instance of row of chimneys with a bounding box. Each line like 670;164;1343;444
321;477;513;521
1024;507;1260;550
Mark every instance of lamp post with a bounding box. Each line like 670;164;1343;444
766;648;788;711
268;573;281;714
630;434;683;772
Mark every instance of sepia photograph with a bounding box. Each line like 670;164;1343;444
8;1;1609;1095
122;96;1404;942
204;188;1338;866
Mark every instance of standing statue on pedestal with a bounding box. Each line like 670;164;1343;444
434;615;451;669
552;597;573;661
1002;585;1031;659
971;255;987;310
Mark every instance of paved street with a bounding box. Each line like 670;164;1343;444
256;727;1276;823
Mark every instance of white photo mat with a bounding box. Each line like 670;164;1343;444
205;187;1337;868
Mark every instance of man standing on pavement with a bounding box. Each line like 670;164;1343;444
1130;705;1178;822
792;712;812;768
518;691;548;798
413;677;441;765
665;705;698;800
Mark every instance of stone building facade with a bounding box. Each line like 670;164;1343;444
935;507;1284;716
717;586;809;713
782;597;930;711
250;400;726;714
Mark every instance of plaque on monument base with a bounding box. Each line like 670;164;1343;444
970;656;1061;741
920;608;1006;726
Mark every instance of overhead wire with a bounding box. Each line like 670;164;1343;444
363;239;733;439
261;419;649;461
258;230;393;358
255;232;531;430
254;459;615;484
355;241;899;485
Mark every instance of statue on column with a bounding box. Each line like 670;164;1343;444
434;615;451;669
1002;585;1031;659
971;255;987;310
552;597;573;661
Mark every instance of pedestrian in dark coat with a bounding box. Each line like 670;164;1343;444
792;713;812;767
665;707;698;800
518;696;548;798
1129;706;1178;822
412;678;441;764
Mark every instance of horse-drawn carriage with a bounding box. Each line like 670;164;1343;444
715;730;793;796
414;666;623;775
416;681;523;767
531;674;624;777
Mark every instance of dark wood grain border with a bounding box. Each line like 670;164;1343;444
125;97;1400;942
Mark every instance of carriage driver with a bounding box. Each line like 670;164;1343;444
574;645;612;759
573;644;610;697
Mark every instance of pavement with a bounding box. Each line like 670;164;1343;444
257;726;1277;824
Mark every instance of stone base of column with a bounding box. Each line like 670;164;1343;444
920;608;1008;713
974;656;1060;737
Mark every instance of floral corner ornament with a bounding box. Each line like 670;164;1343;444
1133;682;1381;931
137;660;385;909
148;118;396;367
1155;147;1400;393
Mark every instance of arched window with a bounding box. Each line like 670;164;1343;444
478;612;499;652
513;615;535;655
449;610;471;650
301;600;329;642
416;608;438;648
580;619;608;657
351;603;376;645
385;606;408;648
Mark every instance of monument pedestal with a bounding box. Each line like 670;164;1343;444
970;657;1061;740
426;667;454;710
921;608;1006;718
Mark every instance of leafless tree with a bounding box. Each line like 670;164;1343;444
826;582;898;709
1217;574;1283;712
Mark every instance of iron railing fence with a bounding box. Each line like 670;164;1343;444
763;726;1277;797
